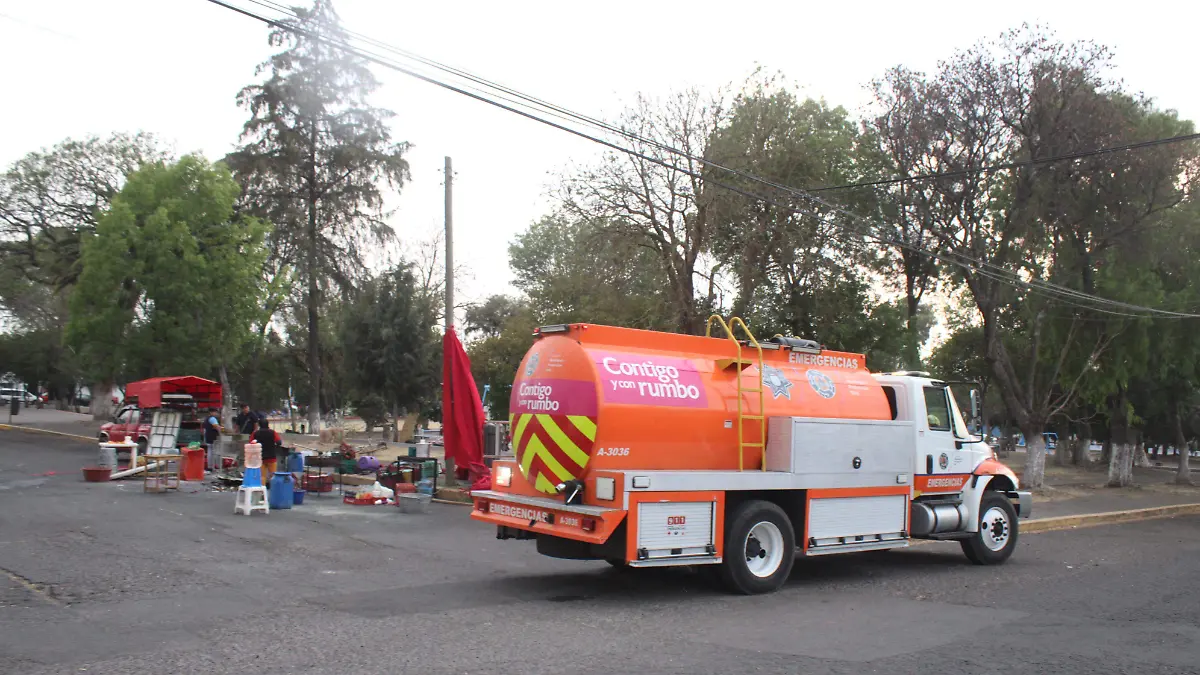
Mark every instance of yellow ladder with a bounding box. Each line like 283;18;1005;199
706;315;765;471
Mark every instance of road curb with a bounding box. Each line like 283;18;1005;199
1021;502;1200;533
0;424;96;443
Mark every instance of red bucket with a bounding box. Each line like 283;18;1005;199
82;467;112;482
181;448;206;481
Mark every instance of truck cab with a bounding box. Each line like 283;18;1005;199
874;372;996;487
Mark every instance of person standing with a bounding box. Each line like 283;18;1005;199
234;404;260;436
253;418;279;477
202;408;222;471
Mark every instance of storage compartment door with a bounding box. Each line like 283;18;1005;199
807;495;907;551
636;501;715;560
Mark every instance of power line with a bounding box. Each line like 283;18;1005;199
230;0;1200;318
202;0;1200;320
806;132;1200;193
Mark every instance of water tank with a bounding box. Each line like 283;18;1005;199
508;324;890;494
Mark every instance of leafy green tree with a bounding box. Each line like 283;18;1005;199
66;155;270;418
228;0;411;433
0;133;165;291
466;300;538;419
870;26;1198;488
0;133;166;415
464;295;526;339
509;214;674;329
704;76;864;320
340;264;440;441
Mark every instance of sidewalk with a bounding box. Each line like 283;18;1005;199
1031;486;1200;519
1;407;98;439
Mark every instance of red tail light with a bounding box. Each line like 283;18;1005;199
476;500;488;512
582;517;596;532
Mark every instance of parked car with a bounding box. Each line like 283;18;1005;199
0;388;38;405
99;405;150;451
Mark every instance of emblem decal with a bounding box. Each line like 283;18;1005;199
938;453;949;470
524;352;540;377
806;370;836;399
762;366;794;400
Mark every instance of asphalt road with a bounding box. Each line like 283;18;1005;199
2;430;1199;674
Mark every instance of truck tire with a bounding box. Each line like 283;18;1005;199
961;491;1018;565
719;500;795;595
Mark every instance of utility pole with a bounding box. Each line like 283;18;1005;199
444;156;454;330
443;156;457;486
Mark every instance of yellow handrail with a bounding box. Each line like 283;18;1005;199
707;315;765;471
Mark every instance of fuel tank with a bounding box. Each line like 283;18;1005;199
507;323;891;495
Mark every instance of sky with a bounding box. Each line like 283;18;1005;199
2;0;1198;327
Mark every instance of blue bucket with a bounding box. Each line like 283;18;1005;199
242;467;263;488
268;472;294;510
293;490;305;505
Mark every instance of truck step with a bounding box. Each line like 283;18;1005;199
915;531;973;541
627;555;721;568
802;539;909;556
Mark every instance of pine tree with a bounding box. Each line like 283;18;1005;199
228;0;410;433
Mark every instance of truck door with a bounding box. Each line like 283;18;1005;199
917;386;969;494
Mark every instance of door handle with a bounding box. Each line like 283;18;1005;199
926;455;934;473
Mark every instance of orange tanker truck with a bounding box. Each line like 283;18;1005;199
470;317;1031;594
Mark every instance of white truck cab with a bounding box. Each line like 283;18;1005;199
874;371;1031;559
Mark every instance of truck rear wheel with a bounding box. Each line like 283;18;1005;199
719;500;795;595
961;492;1018;565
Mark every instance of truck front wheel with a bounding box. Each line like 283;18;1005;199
961;492;1019;565
719;500;795;595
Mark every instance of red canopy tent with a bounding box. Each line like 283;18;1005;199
125;376;222;410
442;327;489;486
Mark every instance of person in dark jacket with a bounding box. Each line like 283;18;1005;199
252;418;279;476
233;404;260;436
202;409;222;470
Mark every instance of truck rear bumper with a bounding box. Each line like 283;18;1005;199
470;490;626;545
1007;491;1033;519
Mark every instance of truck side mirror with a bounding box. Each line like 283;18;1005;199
969;390;981;423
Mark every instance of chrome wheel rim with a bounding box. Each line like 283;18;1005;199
980;506;1011;551
744;521;785;578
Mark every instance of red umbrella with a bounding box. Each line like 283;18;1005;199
442;326;490;486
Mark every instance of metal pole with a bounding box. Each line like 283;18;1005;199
443;156;457;487
444;156;454;330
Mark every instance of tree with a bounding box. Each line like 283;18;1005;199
870;26;1198;488
560;89;724;333
865;68;943;369
466;300;538;419
464;295;525;339
508;214;675;329
229;0;411;434
0;133;166;291
704;76;865;323
340;264;440;441
65;155;270;417
0;133;166;415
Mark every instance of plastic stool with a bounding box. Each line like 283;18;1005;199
234;486;269;516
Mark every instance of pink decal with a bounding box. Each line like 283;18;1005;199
510;378;597;417
591;351;708;408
